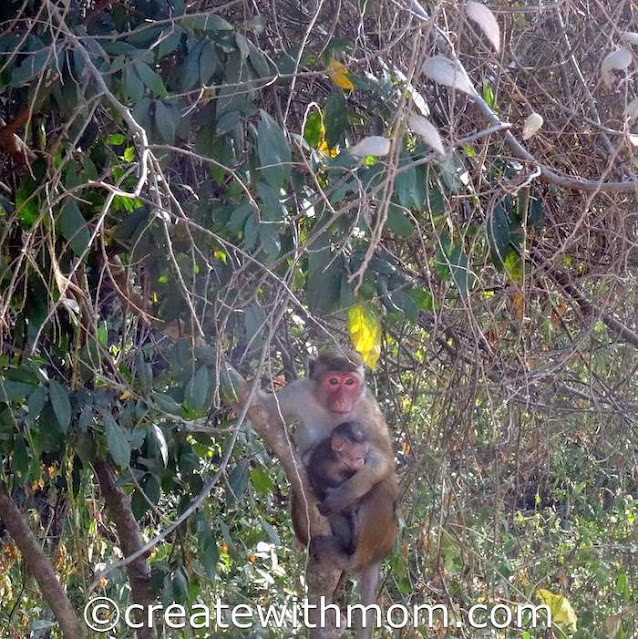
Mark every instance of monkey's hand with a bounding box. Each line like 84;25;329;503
318;489;350;516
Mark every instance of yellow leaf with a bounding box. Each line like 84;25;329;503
536;589;577;634
327;58;354;91
512;292;525;321
347;303;381;369
318;138;339;157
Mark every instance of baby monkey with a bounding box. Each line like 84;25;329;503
307;420;370;553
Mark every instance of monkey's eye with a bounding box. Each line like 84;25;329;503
344;378;355;385
328;377;340;385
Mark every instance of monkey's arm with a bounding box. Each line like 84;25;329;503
251;379;310;426
318;449;393;515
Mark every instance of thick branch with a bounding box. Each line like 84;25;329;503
0;483;84;638
235;375;343;639
93;460;157;639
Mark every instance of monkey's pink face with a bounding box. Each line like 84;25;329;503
320;371;362;414
333;441;369;471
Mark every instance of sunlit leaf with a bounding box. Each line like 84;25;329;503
423;56;477;97
522;112;544;140
347;303;381;369
536;589;577;634
601;48;633;89
408;114;445;155
327;58;354;91
349;136;390;157
465;1;501;52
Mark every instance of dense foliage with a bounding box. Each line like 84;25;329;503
0;0;636;637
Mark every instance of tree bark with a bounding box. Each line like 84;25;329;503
234;373;344;638
0;483;85;638
93;459;157;639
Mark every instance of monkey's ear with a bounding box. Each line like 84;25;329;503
308;357;317;379
331;436;346;452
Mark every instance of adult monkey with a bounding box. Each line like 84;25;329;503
251;349;397;637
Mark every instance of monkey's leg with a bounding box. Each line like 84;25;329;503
309;535;352;571
353;563;380;639
328;514;353;551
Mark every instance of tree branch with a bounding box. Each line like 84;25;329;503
93;460;157;639
408;0;638;193
0;483;85;638
231;372;344;639
530;249;638;349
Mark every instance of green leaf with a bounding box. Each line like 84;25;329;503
0;378;35;402
103;413;131;468
49;381;71;433
410;287;435;311
152;392;182;415
394;166;423;209
324;91;348;147
303;109;323;148
504;251;523;283
449;245;472;296
132;97;153;134
157;27;183;59
248;41;270;78
106;133;126;145
172;568;188;603
243;212;259;251
388;289;420;322
184;366;213;414
179;40;204;91
387;206;413;237
154;101;178;144
121;63;145;102
13;436;30;477
133;60;167;98
183;14;232;31
136;353;153;395
227;201;253;233
262;520;280;545
219;365;244;405
307;232;342;312
527;195;544;227
10;45;50;87
197;519;219;580
256;182;285;221
250;466;274;495
227;460;249;504
482;79;495;109
487;204;512;269
59;200;91;257
199;42;220;84
27;386;47;421
257;110;291;188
